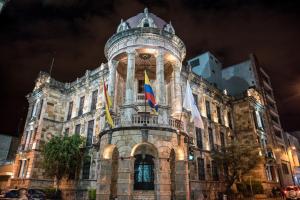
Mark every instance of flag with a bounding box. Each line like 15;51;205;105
144;71;158;112
183;81;204;129
103;82;114;128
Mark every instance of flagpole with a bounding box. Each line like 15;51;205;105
144;69;147;126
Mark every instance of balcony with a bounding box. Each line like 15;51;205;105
112;113;184;131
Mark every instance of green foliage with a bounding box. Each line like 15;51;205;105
88;188;96;200
42;134;85;187
211;140;261;194
42;188;62;199
236;180;264;197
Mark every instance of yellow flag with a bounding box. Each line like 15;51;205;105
105;103;114;128
103;82;114;128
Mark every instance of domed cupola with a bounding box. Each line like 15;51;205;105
137;8;157;28
117;19;130;33
163;21;175;34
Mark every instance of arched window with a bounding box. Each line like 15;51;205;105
143;19;150;27
134;154;154;190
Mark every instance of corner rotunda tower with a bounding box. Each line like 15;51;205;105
97;8;189;200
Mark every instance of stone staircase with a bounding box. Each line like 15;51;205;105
133;191;156;200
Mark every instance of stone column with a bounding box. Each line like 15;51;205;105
108;60;119;105
156;49;166;105
117;157;132;200
175;160;190;200
157;158;171;200
125;50;136;105
172;60;183;116
97;159;113;200
156;50;168;125
122;50;136;123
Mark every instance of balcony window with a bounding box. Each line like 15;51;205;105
82;154;91;180
217;106;222;124
282;163;289;175
211;160;219;181
227;111;232;128
220;132;225;148
86;120;94;147
67;101;73;120
206;101;211;120
138;79;145;93
90;90;98;111
208;128;214;151
78;96;85;116
197;158;205;180
196;128;203;149
193;94;199;109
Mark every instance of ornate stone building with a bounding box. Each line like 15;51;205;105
9;8;293;200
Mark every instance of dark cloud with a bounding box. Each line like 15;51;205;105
0;0;300;134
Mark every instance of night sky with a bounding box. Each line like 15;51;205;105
0;0;300;135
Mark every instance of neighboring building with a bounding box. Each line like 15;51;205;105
0;134;19;190
8;8;293;199
285;132;300;185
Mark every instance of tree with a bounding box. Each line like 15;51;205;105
211;140;261;195
42;134;84;190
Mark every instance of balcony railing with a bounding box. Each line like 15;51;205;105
112;113;184;130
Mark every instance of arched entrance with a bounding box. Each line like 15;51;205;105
134;154;154;190
131;143;158;199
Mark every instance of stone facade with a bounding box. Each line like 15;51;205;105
8;8;294;200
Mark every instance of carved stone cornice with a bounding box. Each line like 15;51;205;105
105;27;186;62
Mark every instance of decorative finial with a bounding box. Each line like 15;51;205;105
121;19;123;23
144;7;149;17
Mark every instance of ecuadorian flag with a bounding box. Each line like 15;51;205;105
144;71;158;112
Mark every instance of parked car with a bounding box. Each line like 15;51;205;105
27;189;46;200
0;189;19;198
283;186;300;200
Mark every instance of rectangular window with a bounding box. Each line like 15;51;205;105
37;99;43;119
67;101;73;120
82;155;91;179
90;90;98;111
190;58;200;68
206;101;211;120
75;124;81;135
197;158;205;180
282;163;289;174
211;160;219;181
86;120;94;147
64;128;69;136
227;111;232;128
195;128;203;149
138;80;145;93
220;132;225;148
275;130;282;138
259;112;265;130
17;160;22;177
253;110;258;129
217;106;222;124
208;128;214;151
193;94;198;109
78;96;85;116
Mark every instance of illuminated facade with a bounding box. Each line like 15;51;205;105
9;8;293;200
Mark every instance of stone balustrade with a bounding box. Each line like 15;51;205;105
112;113;183;130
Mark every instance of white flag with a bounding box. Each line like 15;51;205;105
183;81;204;129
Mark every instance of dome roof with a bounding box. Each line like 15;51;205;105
116;8;175;34
126;8;167;29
